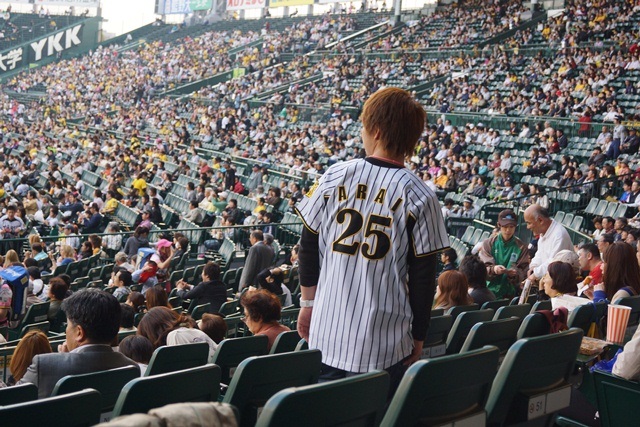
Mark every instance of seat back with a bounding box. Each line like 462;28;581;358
422;315;453;359
112;364;221;417
531;300;552;312
486;328;584;426
224;350;322;427
212;335;269;384
9;302;49;339
381;346;500;427
616;295;640;327
269;330;302;354
145;342;210;377
0;389;101;427
219;299;240;316
460;317;521;354
445;304;479;321
0;383;37;406
52;366;140;414
567;302;596;335
593;371;640;427
255;371;389;427
494;303;531;321
480;299;510;311
517;312;551;339
190;303;211;321
446;309;494;354
430;308;444;317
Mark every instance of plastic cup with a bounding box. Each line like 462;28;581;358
607;304;632;345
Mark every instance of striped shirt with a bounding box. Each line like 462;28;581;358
297;158;449;372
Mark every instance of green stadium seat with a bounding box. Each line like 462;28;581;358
446;304;479;321
481;299;510;311
295;339;309;351
567;303;596;335
269;330;302;354
422;315;453;359
616;295;640;327
494;303;531;322
554;211;565;223
431;308;445;317
485;329;583;426
594;200;608;217
255;371;389;427
0;383;38;406
219;299;240;316
570;215;584;231
593;371;640;427
614;203;628;219
223;350;322;427
17;321;50;339
603;202;618;218
446;309;494;355
8;302;50;341
145;342;210;376
460;226;475;244
189;303;211;321
112;364;221;417
51;366;140;414
459;317;521;354
510;294;536;305
531;300;552;312
583;198;598;215
0;389;101;427
381;346;500;427
212;335;269;385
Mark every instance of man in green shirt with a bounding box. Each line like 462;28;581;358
478;209;530;299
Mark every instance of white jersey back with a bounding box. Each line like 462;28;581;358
297;158;449;372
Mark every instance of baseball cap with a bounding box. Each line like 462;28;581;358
498;209;517;227
552;250;581;275
156;239;172;249
463;197;473;204
64;224;74;230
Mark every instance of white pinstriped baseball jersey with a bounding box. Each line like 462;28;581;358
297;158;449;372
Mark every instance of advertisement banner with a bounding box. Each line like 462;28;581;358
0;23;84;75
12;0;101;6
268;0;313;7
317;0;357;3
157;0;213;14
226;0;265;11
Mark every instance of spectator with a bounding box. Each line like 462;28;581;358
238;230;274;292
119;303;136;332
241;289;290;351
111;270;133;301
132;260;159;294
256;267;292;307
144;285;169;310
540;261;578;299
46;277;69;322
114;252;135;273
459;254;495;306
198;313;228;344
592;242;640;303
175;262;227;313
126;291;146;313
577;243;603;293
123;226;150;261
7;331;51;386
440;248;457;273
103;222;123;252
433;270;473;310
118;335;154;374
17;289;138;398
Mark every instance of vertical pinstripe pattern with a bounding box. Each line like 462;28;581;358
297;159;449;372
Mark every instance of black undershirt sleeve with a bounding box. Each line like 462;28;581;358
298;226;320;287
407;217;438;341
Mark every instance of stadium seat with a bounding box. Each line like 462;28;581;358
0;389;101;427
51;366;140;415
530;300;552;312
485;329;583;426
0;383;38;406
295;339;309;351
593;371;640;427
189;302;211;320
381;346;500;427
219;299;240;316
481;299;510;311
617;295;640;327
8;302;50;340
567;303;597;335
223;350;322;427
269;330;302;354
145;342;210;376
494;304;531;322
446;309;494;355
445;304;479;321
255;371;389;427
510;294;537;305
212;335;269;385
431;308;445;317
459;317;521;354
112;364;221;417
422;315;453;359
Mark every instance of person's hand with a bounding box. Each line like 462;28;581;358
297;307;313;341
527;273;538;283
403;340;424;366
494;265;507;275
58;341;69;353
506;269;518;278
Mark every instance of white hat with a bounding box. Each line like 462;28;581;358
166;328;217;362
552;250;580;276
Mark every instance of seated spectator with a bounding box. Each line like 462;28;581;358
7;331;52;386
175;262;227;313
103;222;123;252
241;289;290;351
150;239;174;272
593;242;640;303
132;260;159;294
540;261;578;299
433;270;473;310
198;313;228;344
27;266;45;304
112;270;133;301
459;254;495;305
119;303;136;331
440;248;457;273
47;277;69;322
78;241;93;260
182;200;204;224
123;226;150;261
81;203;102;233
144;285;170;310
137;306;217;361
256;267;292;307
126;291;146;313
89;235;108;259
114;252;135;273
118;335;154;374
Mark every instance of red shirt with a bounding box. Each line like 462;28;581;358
589;262;603;286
